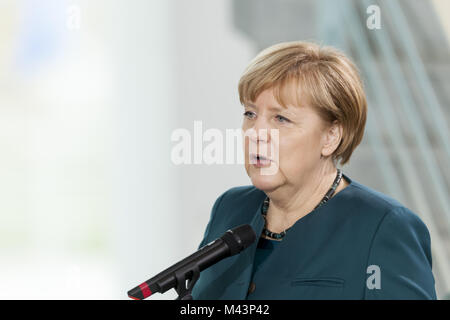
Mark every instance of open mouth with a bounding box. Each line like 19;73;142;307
250;154;272;166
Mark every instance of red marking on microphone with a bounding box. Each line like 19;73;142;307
139;282;152;298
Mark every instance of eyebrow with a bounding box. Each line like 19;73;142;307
245;103;284;112
245;103;297;118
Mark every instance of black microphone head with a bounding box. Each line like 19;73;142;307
221;224;256;255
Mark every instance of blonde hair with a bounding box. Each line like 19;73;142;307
238;41;367;165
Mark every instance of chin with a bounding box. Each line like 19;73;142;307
248;169;281;192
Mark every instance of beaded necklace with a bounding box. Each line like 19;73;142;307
261;169;343;240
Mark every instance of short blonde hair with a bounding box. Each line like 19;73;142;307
238;41;367;165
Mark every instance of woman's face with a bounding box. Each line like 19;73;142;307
242;87;329;192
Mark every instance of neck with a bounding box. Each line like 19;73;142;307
264;162;344;233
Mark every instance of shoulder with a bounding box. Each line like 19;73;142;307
346;180;404;213
342;180;424;225
342;181;435;298
363;202;435;298
336;179;431;254
342;177;433;254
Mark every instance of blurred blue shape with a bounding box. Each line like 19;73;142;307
14;0;68;77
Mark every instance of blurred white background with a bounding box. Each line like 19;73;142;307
1;0;449;299
0;0;255;299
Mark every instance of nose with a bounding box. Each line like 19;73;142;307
248;129;270;144
243;119;275;161
246;118;271;144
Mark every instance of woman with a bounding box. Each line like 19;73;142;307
191;41;436;299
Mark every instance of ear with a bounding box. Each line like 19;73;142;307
321;120;343;158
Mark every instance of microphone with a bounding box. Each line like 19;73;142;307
127;224;256;300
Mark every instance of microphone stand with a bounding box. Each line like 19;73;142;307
174;261;201;300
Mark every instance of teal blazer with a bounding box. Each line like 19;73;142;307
191;174;437;300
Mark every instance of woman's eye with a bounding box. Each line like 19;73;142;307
243;111;255;119
276;115;290;123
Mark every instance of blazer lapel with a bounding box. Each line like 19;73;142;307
222;199;265;299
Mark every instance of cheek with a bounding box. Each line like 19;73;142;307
278;132;322;167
